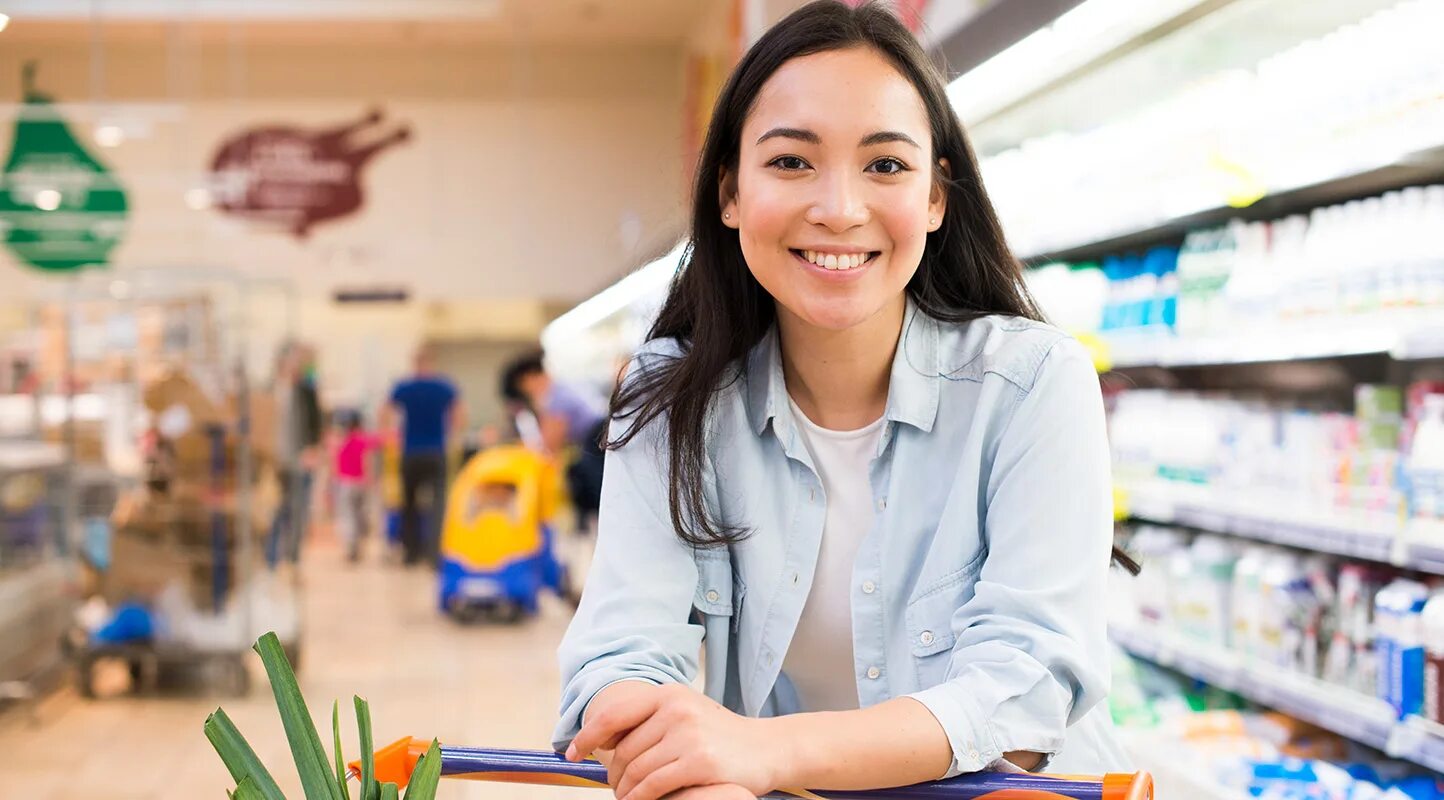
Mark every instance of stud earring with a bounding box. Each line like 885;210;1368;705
929;218;937;226
724;213;731;220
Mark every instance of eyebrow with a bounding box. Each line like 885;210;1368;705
859;131;921;149
754;127;922;150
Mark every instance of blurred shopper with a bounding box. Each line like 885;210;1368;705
382;346;463;566
332;409;382;563
267;341;323;566
556;4;1140;797
500;351;606;531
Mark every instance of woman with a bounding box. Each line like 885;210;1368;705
555;3;1137;799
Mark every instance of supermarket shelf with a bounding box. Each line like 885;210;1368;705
1102;320;1444;370
1121;731;1236;800
1021;143;1444;264
1110;627;1439;766
1122;481;1414;567
0;441;65;471
1405;520;1444;576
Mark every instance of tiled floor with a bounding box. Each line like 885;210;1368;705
1;534;606;800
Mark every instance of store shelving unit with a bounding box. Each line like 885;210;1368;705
949;0;1444;786
1113;626;1444;774
1103;320;1444;370
1119;480;1444;571
1023;143;1444;265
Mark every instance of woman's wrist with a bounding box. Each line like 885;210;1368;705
755;711;826;791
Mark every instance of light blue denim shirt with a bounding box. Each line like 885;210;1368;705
554;301;1129;777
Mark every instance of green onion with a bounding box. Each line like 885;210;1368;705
380;783;399;800
401;740;443;800
204;708;286;800
254;632;345;800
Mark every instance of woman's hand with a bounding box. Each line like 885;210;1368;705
567;683;786;800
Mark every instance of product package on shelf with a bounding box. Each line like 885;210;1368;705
1110;382;1444;526
1116;520;1444;728
1112;620;1444;800
1024;183;1444;356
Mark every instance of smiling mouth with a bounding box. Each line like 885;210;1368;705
789;249;881;271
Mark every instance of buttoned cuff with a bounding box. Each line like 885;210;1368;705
906;684;1002;778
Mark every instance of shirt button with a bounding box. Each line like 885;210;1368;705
876;498;887;511
861;580;876;594
809;488;816;502
866;666;881;680
705;590;720;603
791;572;799;585
919;630;935;646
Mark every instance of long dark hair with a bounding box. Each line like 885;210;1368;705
607;0;1139;574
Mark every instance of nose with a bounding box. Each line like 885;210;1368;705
805;170;869;232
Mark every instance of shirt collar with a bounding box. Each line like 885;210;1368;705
744;296;941;437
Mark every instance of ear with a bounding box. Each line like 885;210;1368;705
928;158;951;231
719;165;740;229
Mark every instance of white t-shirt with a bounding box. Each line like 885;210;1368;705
781;396;885;712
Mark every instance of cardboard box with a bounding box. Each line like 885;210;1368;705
105;491;269;608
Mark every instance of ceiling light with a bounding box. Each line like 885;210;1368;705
542;240;686;345
0;14;10;33
34;189;61;211
947;0;1211;123
184;187;212;210
94;124;125;148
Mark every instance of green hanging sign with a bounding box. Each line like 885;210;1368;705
0;63;129;273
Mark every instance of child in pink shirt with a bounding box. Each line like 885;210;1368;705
334;412;382;562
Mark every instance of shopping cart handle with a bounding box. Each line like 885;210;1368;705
351;738;1153;800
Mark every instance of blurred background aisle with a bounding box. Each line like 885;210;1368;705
0;532;596;800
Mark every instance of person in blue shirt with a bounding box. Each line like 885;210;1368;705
382;347;463;566
555;4;1141;800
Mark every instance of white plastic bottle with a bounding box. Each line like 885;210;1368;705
1409;394;1444;520
1188;534;1238;647
1232;545;1270;657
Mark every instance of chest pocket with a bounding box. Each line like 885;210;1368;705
694;550;745;632
905;555;984;686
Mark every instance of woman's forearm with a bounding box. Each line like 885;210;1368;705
765;697;1044;791
765;697;953;791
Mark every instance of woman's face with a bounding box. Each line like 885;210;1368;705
723;46;946;332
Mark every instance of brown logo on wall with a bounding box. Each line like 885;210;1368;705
209;109;410;238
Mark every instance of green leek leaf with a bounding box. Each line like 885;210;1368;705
233;777;269;800
204;708;286;800
355;696;379;800
254;633;344;800
400;740;442;800
380;783;399;800
333;701;351;800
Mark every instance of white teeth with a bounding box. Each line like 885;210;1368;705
798;250;871;269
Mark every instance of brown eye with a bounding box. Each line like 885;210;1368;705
769;156;809;171
867;158;908;175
